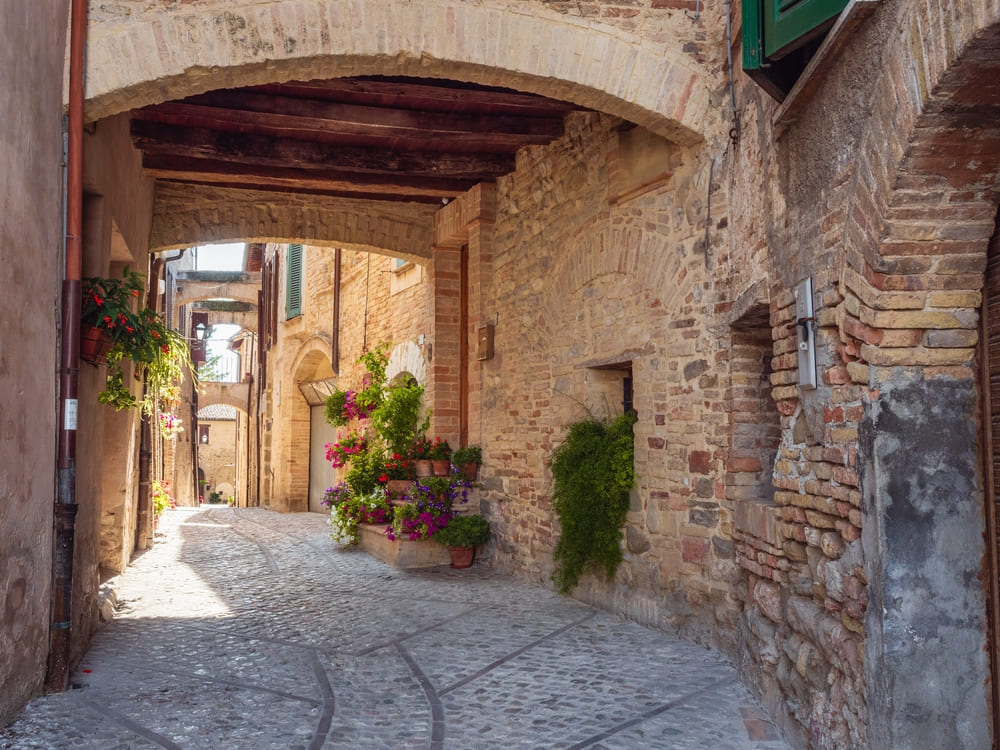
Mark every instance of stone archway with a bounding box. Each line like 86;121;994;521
833;16;1000;750
81;1;711;146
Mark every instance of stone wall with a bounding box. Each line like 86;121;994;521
0;0;69;725
67;1;1000;747
260;245;434;509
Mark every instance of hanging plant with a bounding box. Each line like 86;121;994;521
82;268;195;412
550;413;637;594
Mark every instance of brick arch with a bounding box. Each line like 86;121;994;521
83;0;710;146
290;336;336;383
826;10;1000;749
197;383;250;413
149;184;438;259
386;341;428;386
840;15;1000;375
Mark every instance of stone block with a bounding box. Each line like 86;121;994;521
357;523;451;568
736;500;782;551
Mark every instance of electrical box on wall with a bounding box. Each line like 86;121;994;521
477;323;494;361
794;277;817;389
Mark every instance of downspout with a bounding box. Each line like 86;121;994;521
157;250;194;509
48;0;87;693
135;256;165;550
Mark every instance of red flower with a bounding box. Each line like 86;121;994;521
378;474;389;483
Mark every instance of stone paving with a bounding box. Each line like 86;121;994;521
0;507;791;750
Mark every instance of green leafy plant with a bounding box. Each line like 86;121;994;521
151;480;174;516
82;268;195;411
324;389;350;427
452;445;482;466
369;378;429;456
427;437;451;461
550;413;636;593
434;514;489;548
326;484;392;545
344;447;387;496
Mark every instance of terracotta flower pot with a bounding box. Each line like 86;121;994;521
459;463;479;482
415;459;433;478
80;324;113;365
432;459;451;476
448;545;475;569
386;479;413;497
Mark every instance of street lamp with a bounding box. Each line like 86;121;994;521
194;321;207;342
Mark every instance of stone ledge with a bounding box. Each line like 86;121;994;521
357;523;451;568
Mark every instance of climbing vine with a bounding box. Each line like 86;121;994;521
550;413;636;593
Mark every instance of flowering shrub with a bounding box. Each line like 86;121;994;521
378;453;415;482
326;484;393;545
325;429;367;468
386;498;455;541
325;388;373;427
427;437;451;461
409;435;432;461
82;268;194;412
151;480;175;516
158;413;184;439
384;476;472;541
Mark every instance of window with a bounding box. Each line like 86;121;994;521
199;425;210;445
285;243;303;319
743;0;849;101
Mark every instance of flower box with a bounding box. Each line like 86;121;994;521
357;523;451;568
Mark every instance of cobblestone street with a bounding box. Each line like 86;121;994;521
1;508;790;749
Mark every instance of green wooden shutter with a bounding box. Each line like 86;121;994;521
763;0;848;58
285;243;303;319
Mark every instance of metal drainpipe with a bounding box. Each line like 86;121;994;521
47;0;87;693
135;256;165;551
157;251;192;507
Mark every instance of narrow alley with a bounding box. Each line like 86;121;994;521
1;508;788;750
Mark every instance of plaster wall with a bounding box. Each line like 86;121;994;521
76;98;157;670
0;0;68;726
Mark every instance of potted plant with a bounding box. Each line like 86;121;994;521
427;436;452;476
433;514;490;568
379;452;415;496
410;435;434;478
151;479;174;530
81;267;194;411
451;445;482;481
385;496;455;541
326;483;392;545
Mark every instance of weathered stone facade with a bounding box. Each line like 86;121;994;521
0;0;68;726
4;1;1000;747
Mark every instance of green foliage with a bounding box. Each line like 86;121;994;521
324;389;350;427
83;268;194;412
452;445;482;465
151;480;173;516
550;413;636;593
434;514;490;548
369;380;429;456
344;447;386;496
356;343;390;413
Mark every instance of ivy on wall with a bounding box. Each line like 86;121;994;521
551;413;636;593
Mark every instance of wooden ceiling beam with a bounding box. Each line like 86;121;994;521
131;120;516;178
248;77;580;117
143;155;478;197
147;89;567;142
131;102;560;152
